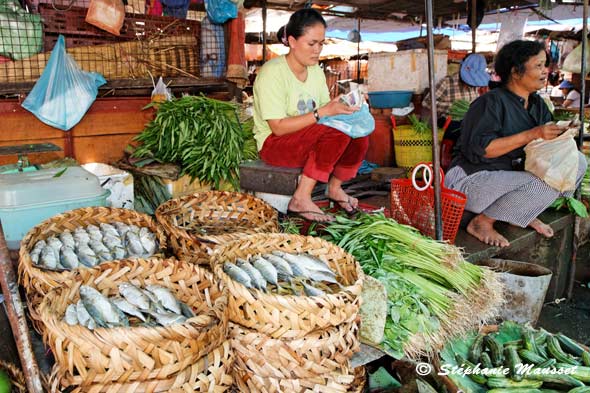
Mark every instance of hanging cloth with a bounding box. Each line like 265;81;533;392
226;11;248;88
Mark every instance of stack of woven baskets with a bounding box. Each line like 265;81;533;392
211;233;365;393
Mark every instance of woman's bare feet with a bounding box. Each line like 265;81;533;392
326;185;358;213
287;197;333;222
529;218;554;238
466;214;510;247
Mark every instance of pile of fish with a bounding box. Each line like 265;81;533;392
30;223;159;270
222;251;343;296
63;283;195;329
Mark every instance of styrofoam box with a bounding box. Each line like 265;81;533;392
0;166;109;250
82;163;134;209
368;49;448;93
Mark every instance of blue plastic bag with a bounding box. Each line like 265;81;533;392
22;35;106;131
318;103;375;138
204;0;237;24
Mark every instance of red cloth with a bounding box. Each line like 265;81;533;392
260;124;369;183
145;0;163;15
226;11;248;87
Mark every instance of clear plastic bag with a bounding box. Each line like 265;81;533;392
85;0;125;36
318;102;375;138
524;128;579;192
151;77;172;103
21;35;106;131
562;38;590;76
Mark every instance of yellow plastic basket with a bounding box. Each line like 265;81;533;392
392;124;443;172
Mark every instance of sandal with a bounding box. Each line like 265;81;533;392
327;197;360;217
287;209;335;223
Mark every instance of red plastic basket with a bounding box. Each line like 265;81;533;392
389;163;466;243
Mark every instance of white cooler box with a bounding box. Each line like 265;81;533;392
82;163;134;209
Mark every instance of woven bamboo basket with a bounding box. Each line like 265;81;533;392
0;360;27;393
156;191;279;265
229;321;359;379
18;207;167;332
211;233;363;340
48;340;234;393
232;364;365;393
38;258;228;388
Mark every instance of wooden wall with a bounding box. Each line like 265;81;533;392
0;97;153;166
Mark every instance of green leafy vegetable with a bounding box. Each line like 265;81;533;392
408;114;431;135
551;197;589;218
449;99;471;121
52;167;67;178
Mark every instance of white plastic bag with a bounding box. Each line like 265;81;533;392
562;38;590;75
524;128;579;192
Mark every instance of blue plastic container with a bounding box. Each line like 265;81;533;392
368;90;413;109
0;166;109;250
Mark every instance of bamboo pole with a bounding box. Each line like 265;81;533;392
471;0;477;53
0;223;43;393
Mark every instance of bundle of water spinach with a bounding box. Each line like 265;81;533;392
440;321;590;393
223;251;342;296
131;95;246;190
31;223;158;270
63;283;196;329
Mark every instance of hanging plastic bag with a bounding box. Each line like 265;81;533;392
204;0;237;24
85;0;125;36
562;38;590;76
160;0;189;18
0;0;42;60
524;128;579;192
21;35;106;131
151;77;172;103
318;103;375;138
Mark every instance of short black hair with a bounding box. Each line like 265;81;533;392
277;9;326;47
494;40;548;85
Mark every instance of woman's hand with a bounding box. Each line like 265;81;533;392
317;95;360;118
533;123;565;141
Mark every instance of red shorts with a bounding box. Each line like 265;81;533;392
260;123;369;183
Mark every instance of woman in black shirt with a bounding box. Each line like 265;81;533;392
446;40;588;247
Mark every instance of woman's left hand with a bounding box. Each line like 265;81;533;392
318;95;360;117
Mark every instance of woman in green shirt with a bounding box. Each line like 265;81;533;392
253;9;369;222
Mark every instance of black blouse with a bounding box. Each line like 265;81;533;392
450;87;552;175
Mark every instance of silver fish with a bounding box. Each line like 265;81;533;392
141;289;166;313
298;279;326;297
86;224;100;232
179;301;196;318
59;230;76;249
88;240;113;262
223;262;253;288
111;296;147;322
145;285;181;314
76;243;99;267
87;229;103;243
76;299;94;329
262;254;294;277
30;240;46;265
99;223;119;238
148;310;187;326
113;222;131;238
40;245;58;269
119;282;151;311
80;285;123;328
273;251;336;277
309;270;344;288
125;231;145;257
139;227;157;256
60;246;79;269
64;304;79;325
73;227;91;245
103;235;126;259
251;257;279;286
298;253;337;276
236;258;267;290
47;236;63;260
128;225;141;234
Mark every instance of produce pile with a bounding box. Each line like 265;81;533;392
449;99;471;121
30;223;158;270
131;95;251;191
63;283;195;329
321;212;503;359
441;321;590;392
223;250;341;296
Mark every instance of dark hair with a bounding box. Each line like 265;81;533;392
277;8;326;47
494;40;548;85
548;71;559;86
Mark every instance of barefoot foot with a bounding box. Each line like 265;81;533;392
466;214;510;247
326;186;358;213
529;218;554;238
287;197;334;223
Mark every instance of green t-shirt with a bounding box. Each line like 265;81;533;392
253;55;330;150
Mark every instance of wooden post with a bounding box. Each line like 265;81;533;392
471;0;477;53
262;0;267;63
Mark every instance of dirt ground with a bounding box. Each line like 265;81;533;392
537;242;590;345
